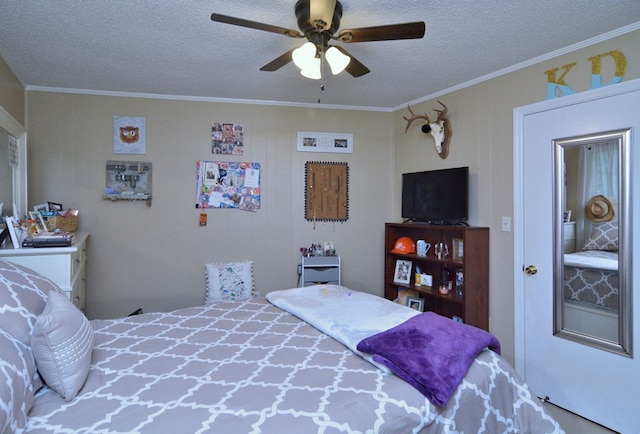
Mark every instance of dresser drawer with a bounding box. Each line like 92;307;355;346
303;267;340;284
70;263;86;310
70;245;85;278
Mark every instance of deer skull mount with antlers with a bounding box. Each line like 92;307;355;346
403;101;452;159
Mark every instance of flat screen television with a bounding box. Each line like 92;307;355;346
401;166;469;225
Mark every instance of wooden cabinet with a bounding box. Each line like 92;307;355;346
384;223;489;330
0;233;89;310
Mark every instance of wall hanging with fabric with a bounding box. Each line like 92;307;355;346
305;161;348;223
195;161;260;212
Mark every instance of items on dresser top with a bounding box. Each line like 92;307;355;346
22;232;74;248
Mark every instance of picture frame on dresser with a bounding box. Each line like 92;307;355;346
5;216;21;249
28;211;47;233
0;226;9;246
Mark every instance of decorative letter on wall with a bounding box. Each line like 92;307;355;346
305;161;348;222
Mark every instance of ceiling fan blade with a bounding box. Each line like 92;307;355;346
310;0;337;30
333;46;370;77
335;21;425;43
260;49;295;72
211;13;304;38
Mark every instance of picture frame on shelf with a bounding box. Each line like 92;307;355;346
407;297;424;312
455;269;464;296
393;259;412;285
452;238;464;262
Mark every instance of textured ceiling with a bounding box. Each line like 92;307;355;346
1;1;640;109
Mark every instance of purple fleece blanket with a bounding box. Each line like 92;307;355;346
356;312;500;407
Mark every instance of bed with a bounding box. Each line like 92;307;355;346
562;221;619;341
563;249;618;310
563;220;619;310
1;259;563;433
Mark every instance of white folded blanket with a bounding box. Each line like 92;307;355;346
266;284;419;371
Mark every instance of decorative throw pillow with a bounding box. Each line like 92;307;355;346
583;221;619;251
0;259;62;345
31;291;94;401
0;328;38;433
205;260;254;304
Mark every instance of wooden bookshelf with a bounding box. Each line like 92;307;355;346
384;223;489;330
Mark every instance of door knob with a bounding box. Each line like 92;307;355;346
525;265;538;275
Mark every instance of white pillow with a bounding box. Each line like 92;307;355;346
31;291;94;401
205;260;254;304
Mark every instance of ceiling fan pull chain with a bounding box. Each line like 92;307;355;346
318;51;326;103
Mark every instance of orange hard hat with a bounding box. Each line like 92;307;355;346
391;236;416;254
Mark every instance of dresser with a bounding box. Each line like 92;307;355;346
0;232;89;310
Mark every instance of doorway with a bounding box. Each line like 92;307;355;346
513;78;640;433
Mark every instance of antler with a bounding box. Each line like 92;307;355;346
403;105;430;133
433;100;448;123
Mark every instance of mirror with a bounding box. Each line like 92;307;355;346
553;129;631;357
0;105;27;223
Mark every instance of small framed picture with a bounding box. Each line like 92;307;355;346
34;203;49;213
47;202;63;213
393;259;412;285
28;211;48;233
563;210;572;222
407;297;424;312
452;238;464;262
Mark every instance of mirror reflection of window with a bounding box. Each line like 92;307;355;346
554;129;631;357
575;140;619;249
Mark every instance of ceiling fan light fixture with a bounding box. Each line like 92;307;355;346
325;46;350;75
299;57;321;80
292;41;318;70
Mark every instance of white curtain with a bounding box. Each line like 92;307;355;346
575;139;619;248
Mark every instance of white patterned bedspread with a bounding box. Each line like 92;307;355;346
564;251;618;310
26;295;563;433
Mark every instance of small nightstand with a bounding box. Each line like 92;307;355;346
299;255;341;287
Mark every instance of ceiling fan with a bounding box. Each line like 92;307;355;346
211;0;425;79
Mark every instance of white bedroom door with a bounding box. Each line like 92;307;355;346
516;79;640;433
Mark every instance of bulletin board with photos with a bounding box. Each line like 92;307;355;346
195;161;261;212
